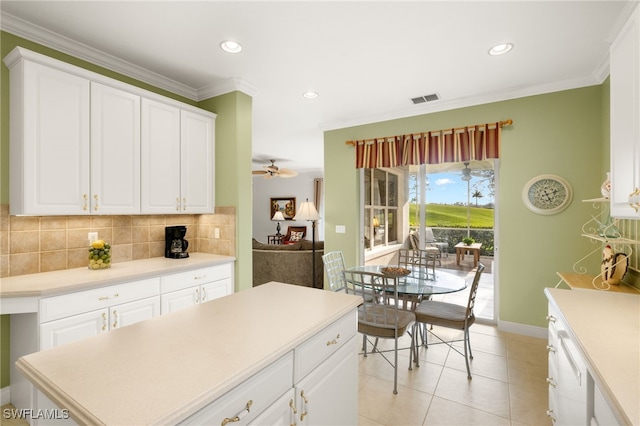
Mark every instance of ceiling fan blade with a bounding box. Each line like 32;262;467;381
278;168;298;178
252;170;268;176
263;173;276;179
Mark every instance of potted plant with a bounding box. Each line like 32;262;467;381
462;237;475;246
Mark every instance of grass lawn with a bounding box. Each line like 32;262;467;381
409;203;494;228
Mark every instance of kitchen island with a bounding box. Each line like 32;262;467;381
15;282;362;425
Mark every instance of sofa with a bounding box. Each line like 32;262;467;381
252;239;324;289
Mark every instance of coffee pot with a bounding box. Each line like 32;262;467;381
165;226;189;259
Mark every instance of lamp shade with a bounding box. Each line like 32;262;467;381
294;199;319;221
272;211;285;221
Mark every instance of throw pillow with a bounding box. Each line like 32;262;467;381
290;231;304;241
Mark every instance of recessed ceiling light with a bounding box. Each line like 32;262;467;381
303;91;319;99
220;40;242;53
488;43;513;56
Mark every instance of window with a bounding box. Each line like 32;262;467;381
364;168;398;250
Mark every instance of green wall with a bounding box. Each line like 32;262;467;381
0;32;252;388
198;92;253;292
324;85;606;329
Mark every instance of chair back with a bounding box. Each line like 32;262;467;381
322;251;346;292
342;269;402;326
424;227;436;242
465;263;486;318
398;248;430;271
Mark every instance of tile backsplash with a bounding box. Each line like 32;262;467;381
0;204;235;277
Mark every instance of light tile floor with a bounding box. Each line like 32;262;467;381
357;324;551;426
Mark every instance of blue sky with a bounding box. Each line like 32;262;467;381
424;172;495;205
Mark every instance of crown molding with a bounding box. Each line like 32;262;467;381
1;11;253;101
320;75;602;132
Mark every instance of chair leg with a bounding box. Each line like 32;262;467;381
393;332;398;394
464;327;472;380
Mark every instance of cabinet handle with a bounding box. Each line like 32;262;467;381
101;312;107;331
183;197;187;211
83;194;88;210
112;310;118;329
176;197;180;212
220;400;252;426
201;288;207;302
326;333;341;346
546;377;557;388
93;194;99;211
546;344;556;354
546;315;556;323
289;398;297;414
300;390;309;421
546;409;556;423
195;288;200;304
98;293;119;301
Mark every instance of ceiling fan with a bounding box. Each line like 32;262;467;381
460;162;491;181
252;160;298;179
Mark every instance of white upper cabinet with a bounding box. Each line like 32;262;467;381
7;58;90;215
181;109;215;213
90;82;141;214
610;6;640;218
4;46;216;216
140;100;215;214
140;98;182;213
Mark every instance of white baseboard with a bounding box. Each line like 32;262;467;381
497;320;547;339
1;386;10;406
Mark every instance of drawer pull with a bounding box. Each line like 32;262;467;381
195;288;200;303
98;293;120;301
112;310;118;329
101;312;107;331
326;333;341;346
546;315;556;323
221;400;252;426
546;377;557;388
546;344;556;354
300;390;309;421
194;275;207;280
289;398;297;414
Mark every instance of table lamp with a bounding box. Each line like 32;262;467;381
294;199;320;288
272;211;285;236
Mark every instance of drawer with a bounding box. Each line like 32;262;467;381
40;277;160;323
179;351;293;425
161;264;232;293
294;310;357;382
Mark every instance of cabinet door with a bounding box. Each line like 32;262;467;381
90;82;141;214
180;109;215;213
610;7;640;218
160;287;198;314
201;279;232;304
15;61;90;215
141;98;181;214
295;336;358;426
40;309;108;350
110;296;160;329
249;389;296;426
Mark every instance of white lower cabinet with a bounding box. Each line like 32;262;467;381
161;264;233;314
181;310;358;426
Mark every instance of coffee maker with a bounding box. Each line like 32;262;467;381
165;226;189;259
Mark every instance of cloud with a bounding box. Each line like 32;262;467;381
435;178;454;186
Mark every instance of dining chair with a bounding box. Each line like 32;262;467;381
322;251;347;292
343;269;416;394
412;263;485;379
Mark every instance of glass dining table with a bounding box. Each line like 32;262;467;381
344;265;468;309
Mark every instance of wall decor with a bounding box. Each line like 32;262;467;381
270;197;296;220
522;174;573;215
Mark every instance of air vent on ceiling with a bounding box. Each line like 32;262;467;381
411;93;440;104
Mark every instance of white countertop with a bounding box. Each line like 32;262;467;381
545;287;640;425
0;253;235;298
16;282;362;425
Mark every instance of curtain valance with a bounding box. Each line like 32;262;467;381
347;119;511;169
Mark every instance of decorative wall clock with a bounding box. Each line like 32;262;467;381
522;174;573;215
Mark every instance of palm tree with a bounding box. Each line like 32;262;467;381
472;190;483;207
